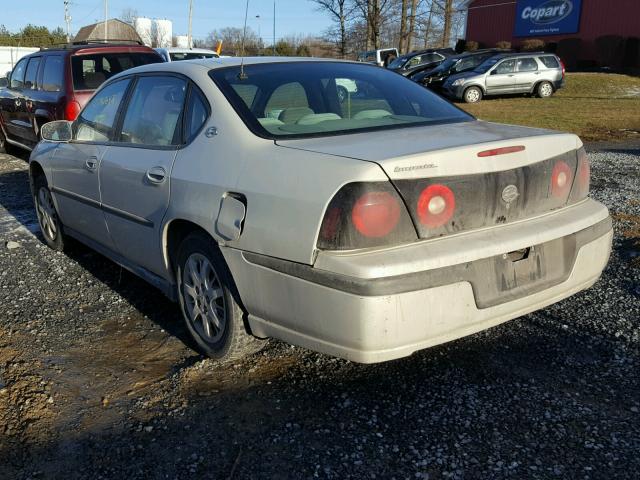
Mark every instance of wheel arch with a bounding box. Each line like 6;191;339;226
465;83;486;95
29;161;47;194
532;80;554;95
163;218;219;278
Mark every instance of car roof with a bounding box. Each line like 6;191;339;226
38;42;155;54
128;56;354;72
156;47;218;54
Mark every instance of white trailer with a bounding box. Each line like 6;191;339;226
0;46;39;78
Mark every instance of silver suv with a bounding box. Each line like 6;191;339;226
442;53;565;103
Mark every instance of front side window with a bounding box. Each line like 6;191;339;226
517;58;538;72
41;55;63;92
495;59;516;75
75;79;130;142
24;57;41;90
210;62;472;139
10;58;28;89
119;76;187;146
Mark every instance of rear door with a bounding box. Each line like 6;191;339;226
99;74;188;276
485;59;516;94
514;57;540;92
49;78;131;248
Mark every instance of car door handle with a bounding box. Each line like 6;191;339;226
146;166;166;184
508;74;515;77
85;157;98;171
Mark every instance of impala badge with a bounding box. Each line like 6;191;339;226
501;184;519;204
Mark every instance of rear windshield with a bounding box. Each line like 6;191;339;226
71;52;161;90
209;62;472;139
539;56;560;68
170;52;218;61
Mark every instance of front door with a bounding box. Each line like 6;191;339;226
100;75;187;276
49;78;131;247
1;57;29;141
486;59;517;95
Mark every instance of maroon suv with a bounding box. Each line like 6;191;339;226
0;42;162;153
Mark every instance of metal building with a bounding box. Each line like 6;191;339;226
464;0;640;70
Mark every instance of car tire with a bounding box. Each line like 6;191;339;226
33;175;66;251
337;85;348;103
176;231;265;362
536;81;554;98
463;86;483;103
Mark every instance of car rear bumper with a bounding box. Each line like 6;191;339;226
224;199;612;363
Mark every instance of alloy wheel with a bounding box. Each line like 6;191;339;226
36;187;58;241
182;253;227;344
540;83;553;97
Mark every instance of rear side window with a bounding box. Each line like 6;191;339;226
71;52;161;91
24;57;41;90
75;79;130;142
119;76;187;146
41;55;64;92
517;58;538;72
185;88;209;142
10;58;28;89
539;56;560;69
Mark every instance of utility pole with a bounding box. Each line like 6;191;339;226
104;0;108;40
187;0;193;49
272;1;276;55
64;0;72;43
256;15;261;54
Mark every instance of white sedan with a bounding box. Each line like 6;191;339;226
31;57;611;363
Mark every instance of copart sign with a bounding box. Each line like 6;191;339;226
514;0;582;37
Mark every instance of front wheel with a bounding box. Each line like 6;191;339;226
463;86;483;103
537;81;554;98
33;176;66;251
176;232;265;362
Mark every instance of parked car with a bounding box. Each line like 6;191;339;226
357;48;399;67
442;52;565;103
0;41;162;153
154;47;219;62
410;49;510;90
31;57;610;364
387;48;456;77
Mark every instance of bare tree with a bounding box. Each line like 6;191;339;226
353;0;394;49
398;0;408;53
309;0;354;58
406;0;419;52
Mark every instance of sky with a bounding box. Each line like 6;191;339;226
3;0;334;42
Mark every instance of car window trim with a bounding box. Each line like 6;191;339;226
110;72;192;151
182;81;212;145
9;57;28;90
208;62;475;141
71;77;133;146
24;56;42;91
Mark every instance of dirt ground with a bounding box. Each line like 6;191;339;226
0;144;638;480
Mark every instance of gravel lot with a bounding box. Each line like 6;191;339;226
0;144;638;480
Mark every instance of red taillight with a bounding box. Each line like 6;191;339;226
577;150;590;188
65;100;81;121
416;184;455;228
551;160;572;198
351;191;401;238
560;59;566;79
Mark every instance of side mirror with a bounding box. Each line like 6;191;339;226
41;120;72;142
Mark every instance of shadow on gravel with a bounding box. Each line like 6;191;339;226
0;167;200;358
2;312;638;479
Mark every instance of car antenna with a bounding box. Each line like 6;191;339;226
238;0;250;81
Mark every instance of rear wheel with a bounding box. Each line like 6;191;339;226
537;81;554;98
463;86;483;103
33;175;65;251
176;232;265;362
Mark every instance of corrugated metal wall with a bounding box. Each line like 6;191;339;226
466;0;640;69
